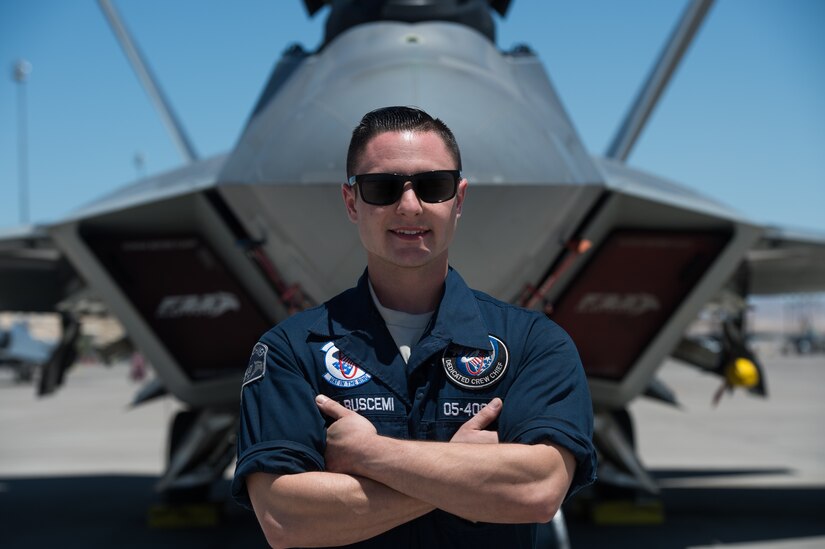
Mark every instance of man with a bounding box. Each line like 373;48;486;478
232;106;596;548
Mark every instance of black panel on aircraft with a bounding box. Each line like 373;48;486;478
84;233;271;382
549;229;730;381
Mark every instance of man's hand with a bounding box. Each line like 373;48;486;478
316;394;377;474
450;397;502;444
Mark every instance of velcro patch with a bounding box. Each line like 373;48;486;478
442;335;509;390
321;341;372;388
242;342;267;387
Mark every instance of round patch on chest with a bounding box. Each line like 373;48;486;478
442;335;509;390
321;341;372;388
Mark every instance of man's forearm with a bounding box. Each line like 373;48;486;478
247;471;433;548
340;438;574;524
317;393;575;524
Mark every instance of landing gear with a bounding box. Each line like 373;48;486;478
163;410;211;502
588;408;665;525
148;408;238;528
157;408;237;501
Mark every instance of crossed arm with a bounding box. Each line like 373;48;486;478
247;396;575;548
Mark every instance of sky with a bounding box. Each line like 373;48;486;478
0;0;823;235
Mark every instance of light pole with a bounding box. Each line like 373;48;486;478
13;59;32;225
133;151;146;179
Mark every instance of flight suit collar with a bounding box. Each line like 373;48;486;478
428;267;493;351
308;268;491;350
307;270;378;341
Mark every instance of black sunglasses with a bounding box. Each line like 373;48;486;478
346;170;461;206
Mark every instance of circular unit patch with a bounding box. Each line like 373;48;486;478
442;335;509;390
321;341;372;388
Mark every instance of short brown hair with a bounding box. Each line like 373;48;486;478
346;106;462;177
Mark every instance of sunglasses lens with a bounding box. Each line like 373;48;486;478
414;172;457;203
355;171;458;205
358;175;403;205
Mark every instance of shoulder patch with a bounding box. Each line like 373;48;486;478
242;342;268;387
442;335;509;390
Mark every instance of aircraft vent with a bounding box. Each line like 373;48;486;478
548;229;730;381
83;233;271;382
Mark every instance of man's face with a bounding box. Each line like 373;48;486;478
342;130;467;273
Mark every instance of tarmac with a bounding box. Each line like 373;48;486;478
1;351;823;548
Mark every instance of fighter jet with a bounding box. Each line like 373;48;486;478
2;0;824;504
0;321;53;382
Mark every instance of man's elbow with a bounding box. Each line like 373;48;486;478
520;501;559;524
258;513;307;549
530;495;563;524
258;513;290;549
525;445;576;523
248;474;303;548
520;480;566;524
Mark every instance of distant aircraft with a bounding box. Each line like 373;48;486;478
0;321;53;382
2;0;824;507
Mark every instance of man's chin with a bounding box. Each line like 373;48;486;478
382;251;436;270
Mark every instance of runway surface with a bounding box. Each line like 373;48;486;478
1;352;823;548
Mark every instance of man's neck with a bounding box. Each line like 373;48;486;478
367;259;447;314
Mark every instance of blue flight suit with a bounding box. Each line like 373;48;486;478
233;268;596;548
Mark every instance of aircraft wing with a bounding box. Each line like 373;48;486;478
747;226;825;295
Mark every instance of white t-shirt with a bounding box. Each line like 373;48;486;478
369;282;433;363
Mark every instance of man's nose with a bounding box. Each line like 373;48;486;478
396;182;423;214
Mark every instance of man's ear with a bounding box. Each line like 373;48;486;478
342;184;359;223
455;177;468;217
